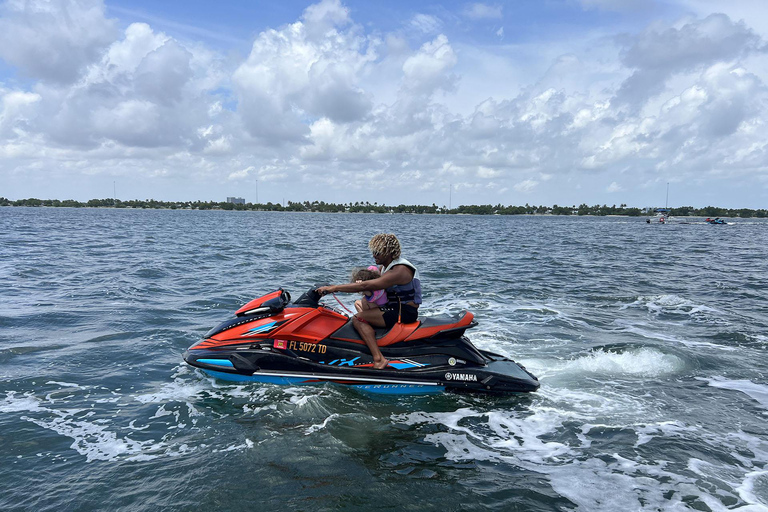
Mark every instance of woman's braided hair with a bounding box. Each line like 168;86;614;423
368;233;401;260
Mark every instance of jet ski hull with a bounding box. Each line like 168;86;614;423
183;341;539;395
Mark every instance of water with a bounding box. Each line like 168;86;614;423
2;207;767;511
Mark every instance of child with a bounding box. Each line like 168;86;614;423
352;265;388;313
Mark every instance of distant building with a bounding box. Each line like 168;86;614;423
226;197;245;204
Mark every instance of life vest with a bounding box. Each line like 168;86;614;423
382;257;422;305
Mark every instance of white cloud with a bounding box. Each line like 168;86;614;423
0;90;41;138
0;0;117;83
477;166;502;178
607;181;623;192
98;23;168;77
410;14;442;34
232;0;375;142
204;135;232;155
401;35;458;96
578;0;648;12
616;13;762;108
302;0;350;39
463;3;503;20
514;179;539;192
228;165;254;180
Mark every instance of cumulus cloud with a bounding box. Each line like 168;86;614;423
616;14;763;108
0;2;229;162
46;22;220;148
302;0;350;39
401;35;458;96
0;89;41;138
0;0;117;83
232;0;374;143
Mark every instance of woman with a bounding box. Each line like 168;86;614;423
316;233;422;369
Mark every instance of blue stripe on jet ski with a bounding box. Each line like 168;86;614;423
243;321;278;335
203;370;313;385
198;359;234;367
352;384;444;395
388;362;419;369
200;370;445;394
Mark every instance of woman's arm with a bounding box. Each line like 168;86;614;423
317;265;413;295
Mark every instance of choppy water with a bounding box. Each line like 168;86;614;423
2;207;768;511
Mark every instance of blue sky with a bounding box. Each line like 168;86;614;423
1;0;767;208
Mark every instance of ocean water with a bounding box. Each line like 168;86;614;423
1;207;767;511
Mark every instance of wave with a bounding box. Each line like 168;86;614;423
621;294;722;319
613;320;736;351
2;390;156;462
699;377;768;410
392;393;768;512
0;368;273;463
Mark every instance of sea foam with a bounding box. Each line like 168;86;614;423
700;377;768;410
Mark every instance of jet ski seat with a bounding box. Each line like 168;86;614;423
330;311;476;346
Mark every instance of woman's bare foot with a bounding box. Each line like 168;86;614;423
373;358;389;369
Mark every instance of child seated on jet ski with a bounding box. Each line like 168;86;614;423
352;266;388;313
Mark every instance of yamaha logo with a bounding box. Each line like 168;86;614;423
444;372;477;382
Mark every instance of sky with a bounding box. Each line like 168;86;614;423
1;0;767;208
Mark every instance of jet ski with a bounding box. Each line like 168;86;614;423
183;287;539;395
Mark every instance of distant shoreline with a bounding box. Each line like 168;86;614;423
2;197;766;218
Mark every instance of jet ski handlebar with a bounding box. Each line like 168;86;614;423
292;284;330;308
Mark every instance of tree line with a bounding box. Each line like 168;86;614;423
1;197;766;218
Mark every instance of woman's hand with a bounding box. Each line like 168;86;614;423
316;285;335;296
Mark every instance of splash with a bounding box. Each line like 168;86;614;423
562;347;685;377
305;413;339;435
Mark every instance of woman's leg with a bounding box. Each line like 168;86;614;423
352;308;389;369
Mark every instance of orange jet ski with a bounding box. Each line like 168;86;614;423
183;287;539;395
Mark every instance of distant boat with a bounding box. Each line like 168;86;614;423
653;183;671;223
705;217;727;225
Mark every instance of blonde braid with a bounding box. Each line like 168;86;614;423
368;233;401;259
